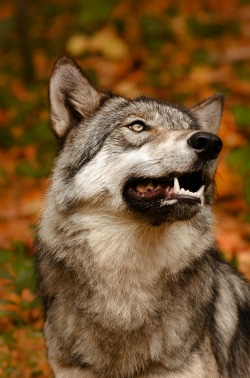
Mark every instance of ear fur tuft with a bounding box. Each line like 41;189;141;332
191;93;224;134
49;56;101;138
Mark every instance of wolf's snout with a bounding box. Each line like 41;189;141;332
187;131;222;160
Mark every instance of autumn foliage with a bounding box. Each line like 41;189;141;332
0;0;250;376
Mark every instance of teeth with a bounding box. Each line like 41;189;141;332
174;177;180;193
196;185;205;197
136;185;147;193
136;178;205;199
147;182;155;190
173;177;205;199
136;182;157;193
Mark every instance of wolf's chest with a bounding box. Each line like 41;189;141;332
58;291;209;378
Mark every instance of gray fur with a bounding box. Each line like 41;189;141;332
37;57;250;378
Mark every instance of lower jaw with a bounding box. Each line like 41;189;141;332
126;186;202;204
124;196;202;226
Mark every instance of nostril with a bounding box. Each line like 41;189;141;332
188;131;223;160
191;135;209;150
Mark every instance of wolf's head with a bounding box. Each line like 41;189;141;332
48;57;223;226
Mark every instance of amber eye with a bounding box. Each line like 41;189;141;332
128;121;146;132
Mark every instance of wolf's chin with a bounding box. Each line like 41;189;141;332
124;197;202;226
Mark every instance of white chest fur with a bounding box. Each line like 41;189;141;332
81;212;212;329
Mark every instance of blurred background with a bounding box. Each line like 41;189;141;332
0;0;250;376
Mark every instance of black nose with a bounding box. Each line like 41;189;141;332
187;131;222;160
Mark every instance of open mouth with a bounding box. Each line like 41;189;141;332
125;171;205;206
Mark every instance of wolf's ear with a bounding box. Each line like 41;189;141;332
49;56;102;138
191;93;224;134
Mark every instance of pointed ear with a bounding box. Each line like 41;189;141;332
191;93;224;134
49;56;102;138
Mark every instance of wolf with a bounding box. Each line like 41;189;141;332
36;56;250;378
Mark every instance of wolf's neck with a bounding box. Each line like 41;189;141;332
83;212;211;275
77;212;212;329
42;207;213;277
40;208;214;329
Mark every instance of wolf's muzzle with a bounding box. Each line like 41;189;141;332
188;131;222;160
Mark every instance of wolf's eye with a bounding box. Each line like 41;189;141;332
128;121;146;133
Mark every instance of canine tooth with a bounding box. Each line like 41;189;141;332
174;177;180;193
196;185;205;197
